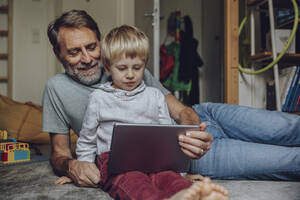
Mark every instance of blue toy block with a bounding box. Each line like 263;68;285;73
14;150;29;161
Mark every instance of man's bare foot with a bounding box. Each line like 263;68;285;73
168;177;229;200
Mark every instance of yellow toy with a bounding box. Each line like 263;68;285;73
0;130;30;164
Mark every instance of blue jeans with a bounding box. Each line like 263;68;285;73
189;103;300;180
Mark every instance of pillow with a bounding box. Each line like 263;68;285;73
0;95;78;144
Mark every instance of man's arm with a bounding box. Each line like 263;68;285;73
165;94;213;159
50;133;73;175
50;133;100;187
165;94;201;125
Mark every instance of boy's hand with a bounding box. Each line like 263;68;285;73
178;122;213;159
67;160;101;187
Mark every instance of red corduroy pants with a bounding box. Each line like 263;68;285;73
96;152;191;200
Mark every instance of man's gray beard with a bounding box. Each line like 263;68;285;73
64;62;102;85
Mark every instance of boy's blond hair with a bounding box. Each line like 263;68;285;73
101;25;149;67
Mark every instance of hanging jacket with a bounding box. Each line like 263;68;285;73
179;15;203;82
179;16;203;105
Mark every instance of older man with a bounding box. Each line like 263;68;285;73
43;10;300;187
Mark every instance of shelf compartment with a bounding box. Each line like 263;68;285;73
248;52;300;66
276;20;295;29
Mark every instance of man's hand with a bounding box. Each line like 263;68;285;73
67;159;100;187
55;176;73;185
165;94;214;159
50;133;100;187
178;122;213;159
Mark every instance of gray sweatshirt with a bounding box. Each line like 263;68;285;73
76;81;173;162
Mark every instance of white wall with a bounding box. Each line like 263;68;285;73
201;0;224;103
134;0;154;74
12;0;134;105
12;0;54;105
62;0;134;36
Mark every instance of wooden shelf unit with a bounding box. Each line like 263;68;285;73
246;0;300;112
0;1;12;98
225;0;239;104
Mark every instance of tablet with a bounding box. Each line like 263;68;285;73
107;123;200;176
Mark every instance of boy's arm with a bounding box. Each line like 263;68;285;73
165;94;213;159
50;133;100;187
76;94;100;163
